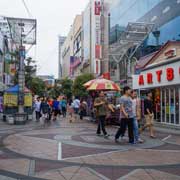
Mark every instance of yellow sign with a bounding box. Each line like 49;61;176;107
4;94;18;106
4;93;32;107
24;94;32;107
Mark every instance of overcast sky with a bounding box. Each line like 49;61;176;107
0;0;89;77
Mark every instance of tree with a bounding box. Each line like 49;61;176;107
73;73;94;97
24;57;37;89
14;57;37;88
30;77;46;96
60;78;73;99
46;78;73;99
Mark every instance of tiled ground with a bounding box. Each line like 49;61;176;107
0;116;180;180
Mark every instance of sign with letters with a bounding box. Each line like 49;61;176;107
133;61;180;89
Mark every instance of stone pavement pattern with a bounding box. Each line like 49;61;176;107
0;117;180;180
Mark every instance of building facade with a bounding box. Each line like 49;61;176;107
133;41;180;127
61;28;73;78
58;36;66;79
82;0;112;76
0;18;17;86
109;0;180;84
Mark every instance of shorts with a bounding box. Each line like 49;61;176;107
145;113;154;126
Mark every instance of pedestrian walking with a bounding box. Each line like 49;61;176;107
140;91;156;138
73;97;80;114
40;98;51;126
79;98;87;120
60;97;67;118
115;86;134;144
94;91;110;138
52;97;60;121
68;99;74;123
131;90;144;143
34;97;41;122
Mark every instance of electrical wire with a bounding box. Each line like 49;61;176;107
21;0;33;18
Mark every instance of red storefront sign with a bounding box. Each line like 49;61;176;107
138;67;176;86
94;1;101;15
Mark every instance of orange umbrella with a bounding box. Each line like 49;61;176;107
86;78;120;91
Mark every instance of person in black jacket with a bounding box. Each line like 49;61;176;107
40;98;51;124
140;91;156;138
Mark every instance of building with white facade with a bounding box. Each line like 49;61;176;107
58;36;66;79
82;0;112;77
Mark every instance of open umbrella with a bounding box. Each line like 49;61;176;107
83;79;96;88
86;78;120;91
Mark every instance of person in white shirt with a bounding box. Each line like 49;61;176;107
131;90;143;143
35;97;41;121
73;97;80;114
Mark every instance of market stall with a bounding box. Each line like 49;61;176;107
3;85;33;123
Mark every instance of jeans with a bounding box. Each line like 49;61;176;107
97;116;107;135
115;118;134;143
74;108;79;114
62;107;67;117
35;111;41;121
133;117;139;142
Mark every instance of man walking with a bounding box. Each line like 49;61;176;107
131;90;143;143
73;97;80;114
115;86;134;144
94;91;110;138
35;97;41;122
60;97;67;118
140;91;155;138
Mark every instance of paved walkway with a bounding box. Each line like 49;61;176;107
0;116;180;180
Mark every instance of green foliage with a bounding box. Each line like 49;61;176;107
47;78;73;99
30;77;46;96
60;78;73;99
14;57;45;96
73;73;94;97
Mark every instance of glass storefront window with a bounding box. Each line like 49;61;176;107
159;87;180;126
175;88;180;125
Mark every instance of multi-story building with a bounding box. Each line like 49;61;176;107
0;17;17;86
82;0;113;77
109;0;180;84
61;15;83;79
58;36;66;79
61;26;74;78
60;0;113;79
71;15;83;78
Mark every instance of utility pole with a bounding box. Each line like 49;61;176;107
16;22;26;124
6;17;37;125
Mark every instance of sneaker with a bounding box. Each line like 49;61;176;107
104;134;110;138
150;135;156;139
138;138;144;143
115;139;119;143
129;141;135;145
96;133;101;136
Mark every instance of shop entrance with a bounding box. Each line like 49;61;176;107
160;87;180;126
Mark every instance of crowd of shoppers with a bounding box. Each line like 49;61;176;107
34;87;155;144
